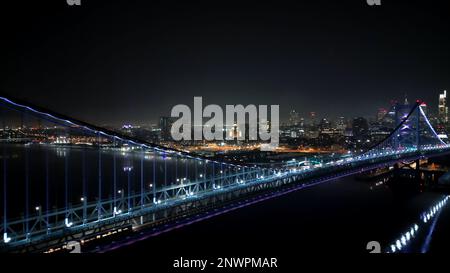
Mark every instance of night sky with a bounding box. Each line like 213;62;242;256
1;0;449;125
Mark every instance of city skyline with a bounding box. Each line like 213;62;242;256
127;91;448;127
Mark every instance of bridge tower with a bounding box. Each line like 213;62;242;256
393;100;421;151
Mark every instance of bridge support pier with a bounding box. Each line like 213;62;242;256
415;158;421;181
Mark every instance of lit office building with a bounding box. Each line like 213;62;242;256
289;109;300;126
439;90;448;123
159;116;176;141
377;108;388;121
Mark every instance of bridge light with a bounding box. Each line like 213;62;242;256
406;232;411;241
410;227;415;236
113;207;122;215
390;245;396;253
401;236;406;246
35;206;40;211
65;218;73;228
80;197;85;202
199;174;203;178
396;240;402;250
3;233;11;244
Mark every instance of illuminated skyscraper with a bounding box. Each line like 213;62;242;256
337;116;346;133
352;117;369;138
289;109;300;126
377;108;388;121
159;116;176;141
309;112;316;126
439;90;448;123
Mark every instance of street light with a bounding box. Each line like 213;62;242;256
65;218;73;228
3;233;11;243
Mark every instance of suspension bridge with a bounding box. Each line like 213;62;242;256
0;96;449;253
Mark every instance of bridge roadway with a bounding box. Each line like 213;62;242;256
2;145;450;253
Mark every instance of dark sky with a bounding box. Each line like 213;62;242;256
1;0;450;125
